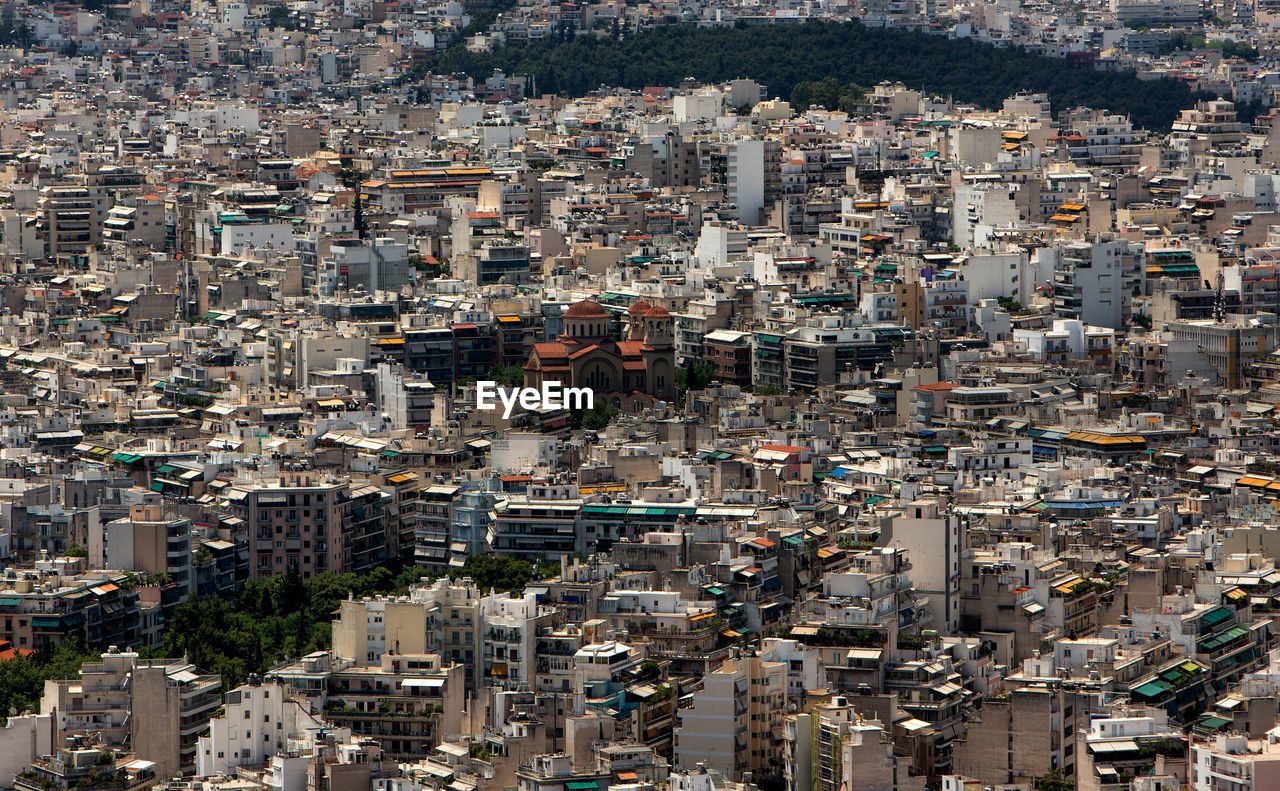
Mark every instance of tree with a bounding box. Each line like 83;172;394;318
267;4;293;30
0;637;97;725
158;556;560;691
996;296;1024;313
790;77;864;112
64;544;87;558
487;363;525;388
1035;770;1074;791
412;21;1208;132
582;401;620;430
676;361;715;393
340;168;368;239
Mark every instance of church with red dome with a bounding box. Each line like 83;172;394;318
523;299;677;410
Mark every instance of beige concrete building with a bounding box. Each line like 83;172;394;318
673;655;785;781
333;578;484;689
98;504;194;593
266;650;466;761
953;683;1084;785
225;472;388;579
41;648;221;777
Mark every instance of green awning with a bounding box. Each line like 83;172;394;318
1201;625;1249;652
1222;625;1248;640
565;782;597;790
111;453;143;464
30;616;62;629
1199;715;1231;730
923;446;947;453
1202;607;1232;626
1133;680;1172;699
150;481;164;492
0;597;20;607
706;586;725;596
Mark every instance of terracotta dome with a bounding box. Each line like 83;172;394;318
626;301;653;315
644;304;671;318
564;300;609;318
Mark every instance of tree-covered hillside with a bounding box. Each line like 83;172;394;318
423;21;1209;131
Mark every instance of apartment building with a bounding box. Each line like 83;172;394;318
226;473;386;579
197;679;337;777
785;701;900;791
954;683;1083;785
42;648;221;777
487;484;584;559
15;749;157;791
0;561;140;651
333;578;485;688
102;194;166;249
38;184;109;260
1045;239;1144;331
1172;100;1245;148
99;504;194;594
1077;708;1187;791
673;655;785;781
703;330;752;386
318;236;412;295
1191;730;1280;791
266;650;466;761
781;316;899;390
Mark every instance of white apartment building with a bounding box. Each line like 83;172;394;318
1191;730;1280;791
196;680;340;778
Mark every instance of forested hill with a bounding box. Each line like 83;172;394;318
422;21;1207;132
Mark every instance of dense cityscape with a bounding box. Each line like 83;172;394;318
2;1;1280;791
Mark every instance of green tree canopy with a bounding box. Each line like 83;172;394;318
791;78;865;112
159;556;559;690
415;21;1207;131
